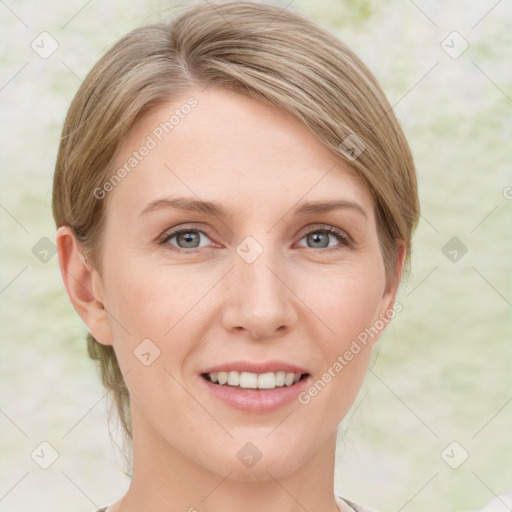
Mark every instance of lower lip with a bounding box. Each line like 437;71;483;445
199;374;311;413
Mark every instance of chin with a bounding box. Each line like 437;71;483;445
200;439;308;482
217;459;301;483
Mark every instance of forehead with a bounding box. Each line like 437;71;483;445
106;86;374;218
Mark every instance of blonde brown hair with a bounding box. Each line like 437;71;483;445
52;0;419;472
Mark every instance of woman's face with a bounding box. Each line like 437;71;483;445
91;86;400;480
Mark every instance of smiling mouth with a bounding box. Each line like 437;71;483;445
202;371;309;390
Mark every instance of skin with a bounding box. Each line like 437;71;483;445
57;86;405;512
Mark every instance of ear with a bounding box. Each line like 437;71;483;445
384;239;406;304
56;226;113;346
375;239;407;333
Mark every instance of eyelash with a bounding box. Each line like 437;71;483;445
159;225;352;254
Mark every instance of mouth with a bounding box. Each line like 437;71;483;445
201;371;310;390
198;361;312;412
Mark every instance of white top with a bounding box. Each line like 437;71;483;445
339;496;377;511
94;496;376;512
94;490;512;511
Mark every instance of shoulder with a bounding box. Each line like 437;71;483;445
338;496;379;512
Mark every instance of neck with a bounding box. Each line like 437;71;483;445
110;403;342;512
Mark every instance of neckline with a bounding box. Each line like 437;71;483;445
101;496;358;512
336;495;363;511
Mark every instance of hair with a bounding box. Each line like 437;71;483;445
52;0;419;474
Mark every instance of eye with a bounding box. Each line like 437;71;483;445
159;225;351;254
297;226;350;250
161;228;214;252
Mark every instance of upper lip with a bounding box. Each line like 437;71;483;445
201;360;309;375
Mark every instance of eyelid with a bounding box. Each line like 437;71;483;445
159;222;212;241
296;224;353;248
159;222;353;253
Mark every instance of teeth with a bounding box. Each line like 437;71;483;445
240;372;258;388
227;371;239;386
257;372;276;389
275;371;285;386
206;371;305;389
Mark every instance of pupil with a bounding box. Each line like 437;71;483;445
175;231;330;249
178;231;200;248
308;232;328;248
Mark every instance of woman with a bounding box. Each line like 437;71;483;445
52;2;419;511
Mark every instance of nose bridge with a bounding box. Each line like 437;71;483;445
221;236;297;338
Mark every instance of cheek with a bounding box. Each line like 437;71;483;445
304;261;386;344
294;273;383;421
298;262;385;397
102;263;211;419
103;258;214;337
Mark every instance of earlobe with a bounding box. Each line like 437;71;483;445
370;240;407;345
56;226;113;346
380;239;407;318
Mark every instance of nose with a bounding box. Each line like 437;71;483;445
220;249;298;339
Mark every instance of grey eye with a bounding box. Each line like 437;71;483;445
176;231;202;248
164;229;211;250
305;231;331;248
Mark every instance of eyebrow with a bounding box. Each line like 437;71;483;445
139;197;368;219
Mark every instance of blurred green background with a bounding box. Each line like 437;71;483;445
1;1;511;511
